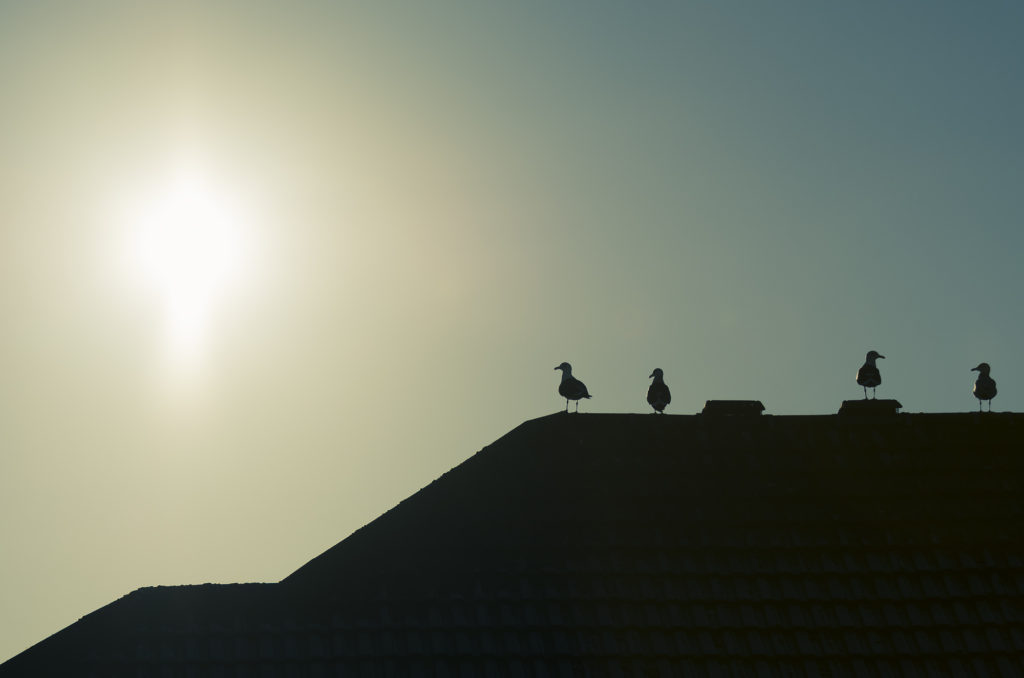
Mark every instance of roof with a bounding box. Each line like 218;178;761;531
3;412;1024;677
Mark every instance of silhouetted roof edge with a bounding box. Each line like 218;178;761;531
281;413;556;584
2;583;279;674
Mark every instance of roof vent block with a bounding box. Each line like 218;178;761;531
702;400;766;416
839;399;903;416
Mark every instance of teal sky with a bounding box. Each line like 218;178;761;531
2;1;1023;662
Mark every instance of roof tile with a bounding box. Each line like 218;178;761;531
858;605;883;627
967;574;992;596
875;658;900;678
991;571;1019;597
962;628;988;653
953;600;979;625
697;631;718;654
997;656;1024;677
970;657;993;676
794;630;821;656
769;633;796;655
882;603;909;627
1010;626;1024;651
745;630;771;656
865;629;892;654
983;627;1010;652
835;605;858;627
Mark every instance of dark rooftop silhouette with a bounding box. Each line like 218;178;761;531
3;411;1024;676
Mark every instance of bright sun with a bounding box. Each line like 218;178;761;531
128;167;250;365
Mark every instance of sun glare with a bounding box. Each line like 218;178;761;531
128;167;251;367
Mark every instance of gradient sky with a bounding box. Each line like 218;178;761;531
2;1;1023;662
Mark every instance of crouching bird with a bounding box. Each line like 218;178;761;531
554;362;591;413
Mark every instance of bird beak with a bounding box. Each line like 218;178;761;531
649;372;655;378
971;366;979;372
553;366;559;370
878;355;886;359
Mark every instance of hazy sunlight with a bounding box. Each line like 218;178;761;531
127;166;251;366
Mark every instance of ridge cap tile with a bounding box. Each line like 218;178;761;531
1010;627;1024;651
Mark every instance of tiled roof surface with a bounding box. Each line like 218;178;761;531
3;412;1023;677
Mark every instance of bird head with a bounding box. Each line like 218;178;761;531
649;368;664;379
972;362;991;375
554;362;572;373
866;350;885;361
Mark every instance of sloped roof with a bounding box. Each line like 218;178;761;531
3;412;1024;677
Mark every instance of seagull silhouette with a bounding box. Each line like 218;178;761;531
647;368;671;414
971;362;997;412
856;350;885;399
554;362;591;413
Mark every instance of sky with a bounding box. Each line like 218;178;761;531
2;0;1023;662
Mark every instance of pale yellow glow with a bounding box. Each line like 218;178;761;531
128;167;251;366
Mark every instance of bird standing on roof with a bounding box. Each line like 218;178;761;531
971;362;997;412
856;350;885;399
647;368;671;414
554;362;591;413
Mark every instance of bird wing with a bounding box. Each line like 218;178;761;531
560;377;590;399
856;365;881;386
974;377;997;399
647;382;671;407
